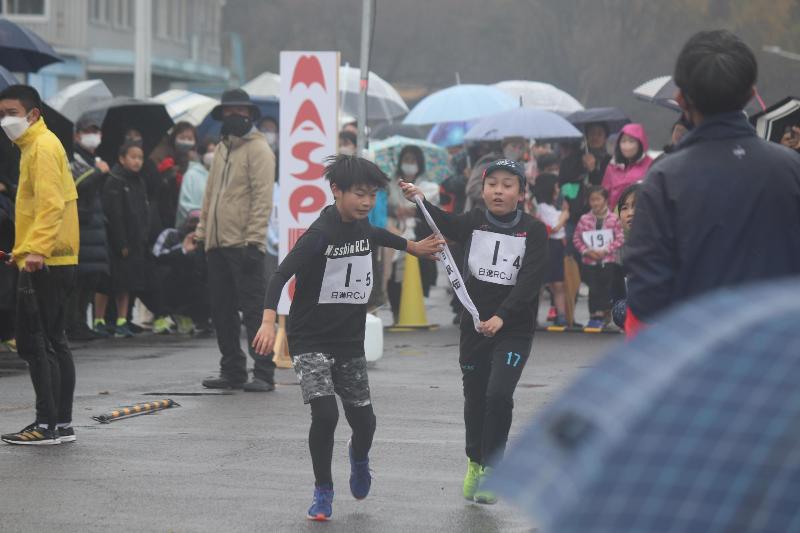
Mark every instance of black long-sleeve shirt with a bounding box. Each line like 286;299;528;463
264;205;407;358
420;200;548;336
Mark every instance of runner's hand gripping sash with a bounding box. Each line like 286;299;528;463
415;197;481;332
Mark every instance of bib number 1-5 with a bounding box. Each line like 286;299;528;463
318;254;373;304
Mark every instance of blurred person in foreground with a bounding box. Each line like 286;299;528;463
0;85;78;446
625;30;800;337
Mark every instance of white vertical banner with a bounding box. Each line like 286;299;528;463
278;51;340;314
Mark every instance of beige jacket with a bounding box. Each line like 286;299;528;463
196;130;275;252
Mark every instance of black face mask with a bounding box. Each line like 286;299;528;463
221;114;252;137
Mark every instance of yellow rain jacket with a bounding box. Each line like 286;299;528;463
11;117;79;269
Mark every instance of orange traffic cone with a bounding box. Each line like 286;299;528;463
387;254;438;332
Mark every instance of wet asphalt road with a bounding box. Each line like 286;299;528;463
0;288;620;532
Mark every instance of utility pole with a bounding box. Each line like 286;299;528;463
134;0;152;99
356;0;374;154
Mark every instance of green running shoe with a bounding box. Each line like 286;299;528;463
473;466;498;505
153;316;172;335
463;459;482;500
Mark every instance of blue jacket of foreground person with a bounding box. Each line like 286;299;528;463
625;111;800;321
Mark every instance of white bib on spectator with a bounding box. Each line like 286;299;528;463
468;230;526;286
318;253;373;304
582;229;614;250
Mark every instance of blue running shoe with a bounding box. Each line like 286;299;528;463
307;484;333;521
586;318;605;330
348;439;372;500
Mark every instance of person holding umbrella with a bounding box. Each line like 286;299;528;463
0;85;78;445
582;123;612;186
196;89;276;392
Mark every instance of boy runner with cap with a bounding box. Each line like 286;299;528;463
252;155;444;521
400;158;548;505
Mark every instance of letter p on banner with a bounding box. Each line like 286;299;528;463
278;51;340;313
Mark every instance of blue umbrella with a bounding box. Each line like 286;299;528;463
427;120;475;147
488;277;800;533
0;18;62;72
403;84;517;125
195;96;279;141
464;108;583;142
567;107;630;134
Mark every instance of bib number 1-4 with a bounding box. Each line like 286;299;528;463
468;230;526;286
318;253;373;304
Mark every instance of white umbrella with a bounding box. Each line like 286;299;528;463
339;65;408;121
494;80;584;115
46;79;112;122
151;89;218;126
242;71;281;98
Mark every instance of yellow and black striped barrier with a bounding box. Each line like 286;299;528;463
92;399;180;424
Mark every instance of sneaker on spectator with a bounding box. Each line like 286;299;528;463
553;315;568;328
56;426;76;443
153;316;172;335
547;306;557;322
67;323;99;342
242;377;275;392
202;375;245;389
586;318;605;330
93;319;111;338
114;320;135;338
1;423;59;445
174;315;195;335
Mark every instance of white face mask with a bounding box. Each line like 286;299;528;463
202;152;215;168
1;114;31;141
339;146;356;156
264;132;277;147
79;132;102;150
401;163;418;177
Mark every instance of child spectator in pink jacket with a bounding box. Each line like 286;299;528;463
573;186;624;330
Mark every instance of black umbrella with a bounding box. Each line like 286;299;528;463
0;63;73;160
85;97;174;163
567;107;631;135
0;19;62;72
749;96;800;144
40;103;73;160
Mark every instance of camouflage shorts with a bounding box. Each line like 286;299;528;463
292;353;372;407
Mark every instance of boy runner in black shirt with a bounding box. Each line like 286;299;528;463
253;155;444;521
400;159;548;505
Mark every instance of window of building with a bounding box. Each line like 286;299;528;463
1;0;48;18
89;0;108;24
111;0;131;29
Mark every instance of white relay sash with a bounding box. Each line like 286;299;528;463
318;253;373;304
582;229;614;250
467;230;526;286
415;197;481;332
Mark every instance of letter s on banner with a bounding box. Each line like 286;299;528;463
278;51;340;314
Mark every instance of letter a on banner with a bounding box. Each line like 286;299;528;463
278;51;340;315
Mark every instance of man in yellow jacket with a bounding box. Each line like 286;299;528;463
0;85;79;446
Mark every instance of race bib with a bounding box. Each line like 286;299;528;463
318;253;373;304
468;230;526;286
582;229;614;250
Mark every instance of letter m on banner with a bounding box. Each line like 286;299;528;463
278;51;340;313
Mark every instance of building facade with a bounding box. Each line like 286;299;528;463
2;0;229;98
